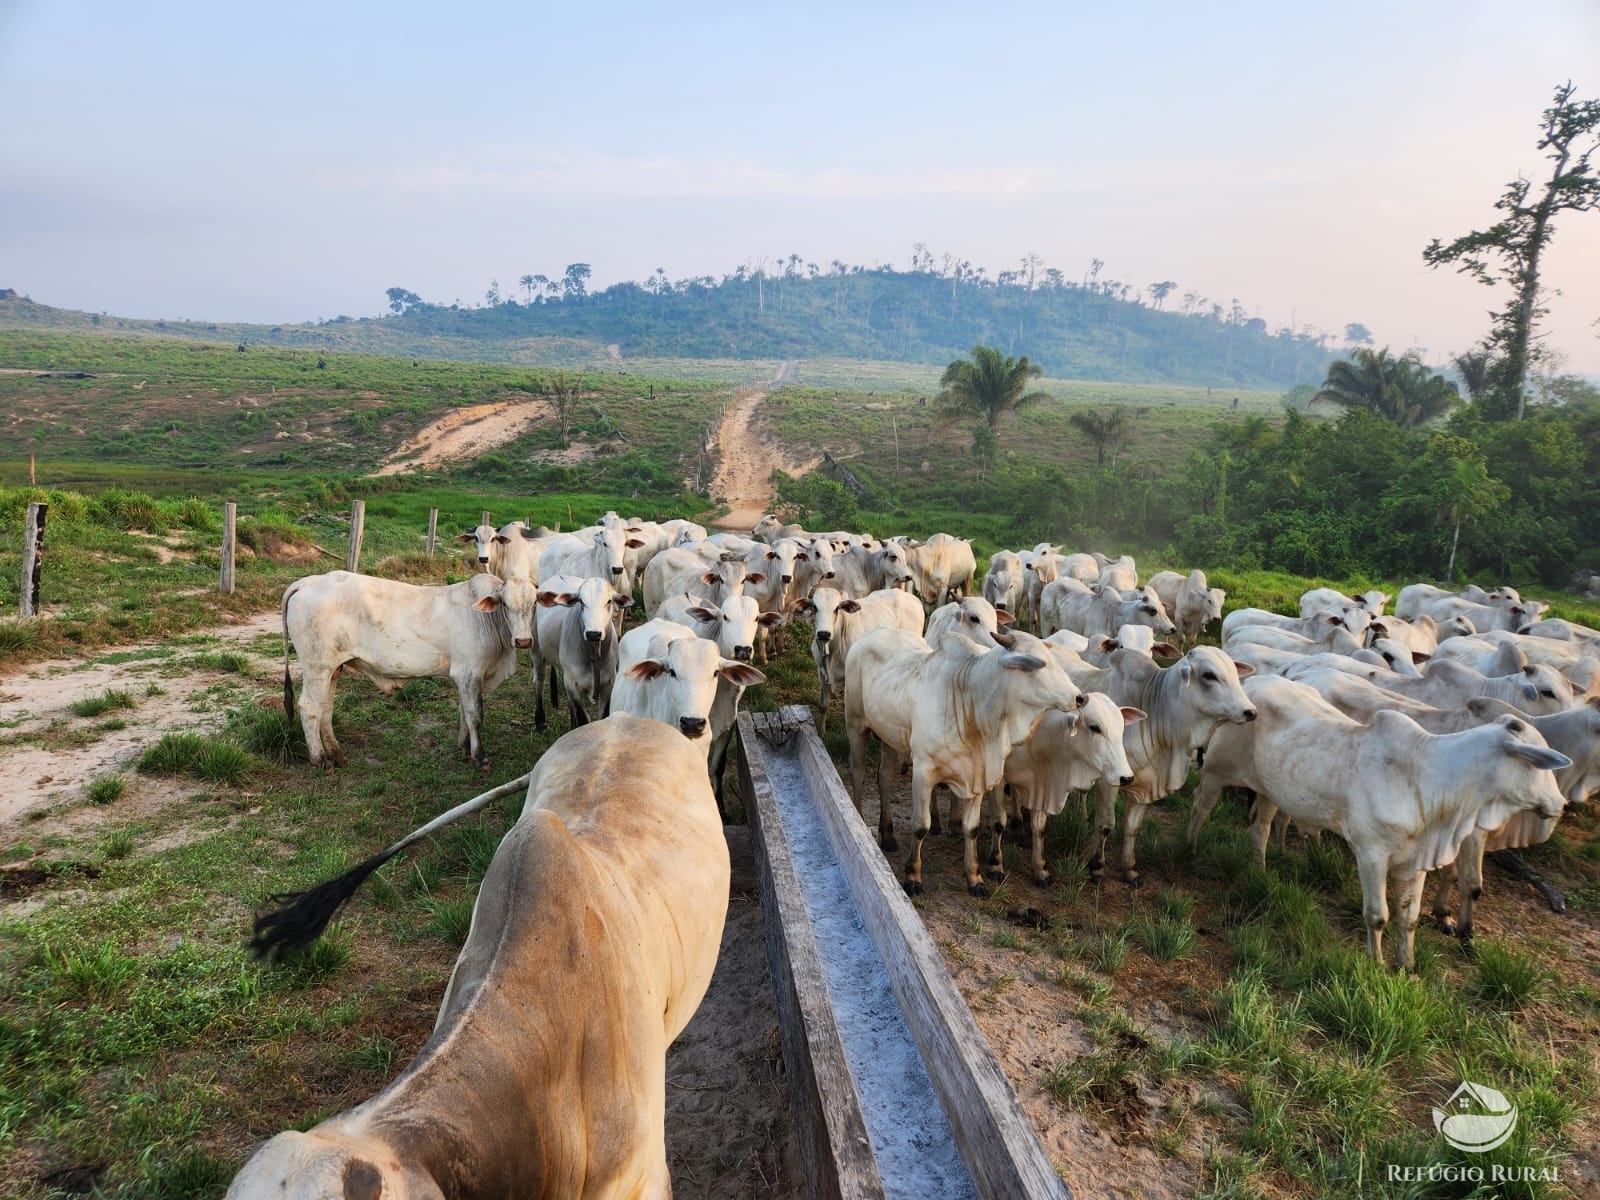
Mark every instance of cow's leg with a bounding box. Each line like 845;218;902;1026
708;729;732;821
1455;833;1486;945
846;719;868;815
1353;850;1390;964
298;668;339;768
1119;797;1151;887
1030;805;1052;888
1247;797;1278;870
877;744;899;852
1087;782;1118;879
456;674;488;768
1391;868;1426;971
1432;867;1460;938
961;791;990;895
983;786;1006;879
904;760;933;895
567;682;589;728
1186;773;1224;851
533;656;549;731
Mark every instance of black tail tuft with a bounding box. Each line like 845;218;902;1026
283;664;296;722
249;849;397;960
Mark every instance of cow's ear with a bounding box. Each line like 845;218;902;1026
1504;739;1571;772
1120;706;1147;725
701;572;722;586
474;595;501;613
792;597;815;613
1230;660;1254;678
626;538;646;549
493;535;511;545
455;533;476;544
757;611;786;627
686;606;718;622
1412;651;1430;665
1092;636;1117;654
766;550;778;560
840;599;862;613
745;572;766;585
1000;652;1046;672
624;659;668;682
537;592;561;607
1152;642;1180;659
611;594;633;608
718;662;767;687
995;608;1015;626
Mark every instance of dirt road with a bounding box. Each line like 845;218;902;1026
708;364;818;530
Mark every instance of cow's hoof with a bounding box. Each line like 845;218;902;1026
880;835;899;854
903;879;924;897
1124;873;1143;889
1033;872;1054;890
984;867;1006;883
967;881;991;898
1437;915;1458;937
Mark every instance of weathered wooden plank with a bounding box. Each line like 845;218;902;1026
19;502;46;618
784;705;1071;1200
739;713;885;1200
425;507;439;556
219;502;237;594
345;500;365;573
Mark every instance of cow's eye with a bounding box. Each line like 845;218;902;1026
1087;724;1102;735
1202;671;1217;683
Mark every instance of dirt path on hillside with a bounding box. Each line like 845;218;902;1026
708;364;819;530
374;398;556;475
0;610;285;832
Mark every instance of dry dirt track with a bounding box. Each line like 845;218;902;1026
709;363;819;530
373;397;555;475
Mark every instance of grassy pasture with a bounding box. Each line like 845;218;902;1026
2;504;1598;1196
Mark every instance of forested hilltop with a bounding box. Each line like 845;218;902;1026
0;254;1337;389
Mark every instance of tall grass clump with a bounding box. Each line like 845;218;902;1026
1126;911;1198;962
69;687;138;717
86;773;128;806
138;731;255;785
0;620;41;656
1302;959;1447;1067
1474;941;1551;1012
231;705;307;766
96;487;164;530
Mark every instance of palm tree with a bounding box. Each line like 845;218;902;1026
1313;347;1458;428
518;274;536;304
1452;349;1494;404
1068;408;1130;467
936;345;1049;428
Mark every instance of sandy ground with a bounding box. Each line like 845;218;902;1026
373;397;556;475
709;374;821;531
0;610;284;829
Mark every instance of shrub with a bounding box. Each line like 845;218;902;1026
96;487;164;531
69;688;138;718
86;774;128;806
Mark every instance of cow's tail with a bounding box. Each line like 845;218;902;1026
250;769;533;960
281;580;299;722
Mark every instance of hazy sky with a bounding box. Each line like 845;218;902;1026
4;1;1599;374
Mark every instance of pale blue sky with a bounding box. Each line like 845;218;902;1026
3;1;1598;373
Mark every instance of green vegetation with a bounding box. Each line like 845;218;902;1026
67;689;137;718
84;774;128;806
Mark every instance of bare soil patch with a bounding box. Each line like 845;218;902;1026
0;610;283;830
708;387;822;530
373;397;555;475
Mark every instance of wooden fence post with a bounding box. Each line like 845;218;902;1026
346;500;365;572
426;507;439;556
219;502;237;594
19;502;46;617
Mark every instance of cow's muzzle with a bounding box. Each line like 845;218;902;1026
1242;708;1258;722
781;575;793;584
1120;773;1135;786
679;716;708;738
585;630;603;643
1075;693;1088;707
815;631;832;644
478;556;490;564
611;567;624;575
733;646;753;661
514;637;533;649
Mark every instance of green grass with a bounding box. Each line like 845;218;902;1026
85;773;128;806
68;688;138;718
1473;942;1551;1012
136;731;254;786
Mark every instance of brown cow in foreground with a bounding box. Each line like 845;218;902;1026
227;716;730;1199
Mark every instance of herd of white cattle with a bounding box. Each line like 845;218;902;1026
239;508;1600;1196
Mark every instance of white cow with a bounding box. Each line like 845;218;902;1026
281;570;537;770
1148;569;1226;649
985;688;1144;887
845;628;1085;895
1041;580;1177;641
612;619;765;746
832;539;916;599
656;593;783;664
900;532;977;606
1356;657;1574;715
1187;675;1569;968
924;595;1013;648
1062;646;1257;884
226;717;728;1200
1299;587;1389;619
643;548;752;617
793;587;925;725
1018;544;1064;630
532;575;629;730
1096;555;1138;593
539;525;642;589
982;550;1027;619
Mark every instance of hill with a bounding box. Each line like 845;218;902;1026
0;261;1337;389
